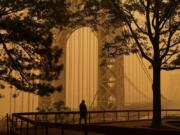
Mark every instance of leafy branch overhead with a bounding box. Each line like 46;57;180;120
64;0;180;70
0;0;71;95
100;0;180;70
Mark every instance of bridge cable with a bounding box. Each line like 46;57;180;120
135;54;167;100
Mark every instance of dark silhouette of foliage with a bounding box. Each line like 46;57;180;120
0;93;4;98
0;0;71;96
171;55;180;68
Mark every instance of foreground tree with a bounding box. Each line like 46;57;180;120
97;0;180;128
0;0;70;95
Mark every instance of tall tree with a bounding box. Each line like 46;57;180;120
97;0;180;128
70;0;180;128
0;0;70;95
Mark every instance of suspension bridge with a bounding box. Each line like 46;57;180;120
37;26;167;112
0;27;170;116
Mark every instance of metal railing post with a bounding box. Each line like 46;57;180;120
138;111;140;120
34;125;37;135
20;119;23;135
148;111;150;120
35;114;37;121
73;113;75;124
127;111;129;121
88;113;90;124
84;127;88;135
11;114;14;133
55;114;57;123
103;112;105;122
116;112;118;121
26;121;29;135
61;128;64;135
15;117;18;129
166;110;168;119
6;114;9;134
45;127;48;135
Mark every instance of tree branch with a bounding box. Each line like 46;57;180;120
140;0;146;8
161;66;180;70
159;1;177;30
127;10;148;35
160;40;180;51
161;51;178;65
160;22;179;61
0;34;30;85
15;42;36;61
146;0;154;43
126;22;153;64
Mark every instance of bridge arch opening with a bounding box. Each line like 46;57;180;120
66;27;98;110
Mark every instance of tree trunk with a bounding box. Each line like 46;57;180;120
151;62;161;128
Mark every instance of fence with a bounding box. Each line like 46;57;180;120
8;109;180;135
0;114;9;132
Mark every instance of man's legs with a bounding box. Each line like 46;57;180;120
79;117;82;124
84;116;87;124
79;116;87;124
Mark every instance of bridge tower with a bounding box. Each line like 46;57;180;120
38;0;125;111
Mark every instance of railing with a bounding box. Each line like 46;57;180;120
0;114;12;134
12;110;152;124
0;115;7;132
9;109;180;135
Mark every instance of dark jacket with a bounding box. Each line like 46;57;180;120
79;102;87;117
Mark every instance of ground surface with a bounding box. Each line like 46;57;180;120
3;120;180;135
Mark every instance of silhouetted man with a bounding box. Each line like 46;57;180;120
79;100;87;124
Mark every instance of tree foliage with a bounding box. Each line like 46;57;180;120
71;0;180;68
97;0;180;69
0;0;71;95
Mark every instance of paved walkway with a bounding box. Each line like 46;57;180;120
101;120;180;130
0;131;6;135
101;120;152;128
9;120;180;135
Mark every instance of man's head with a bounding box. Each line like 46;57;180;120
82;100;85;104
